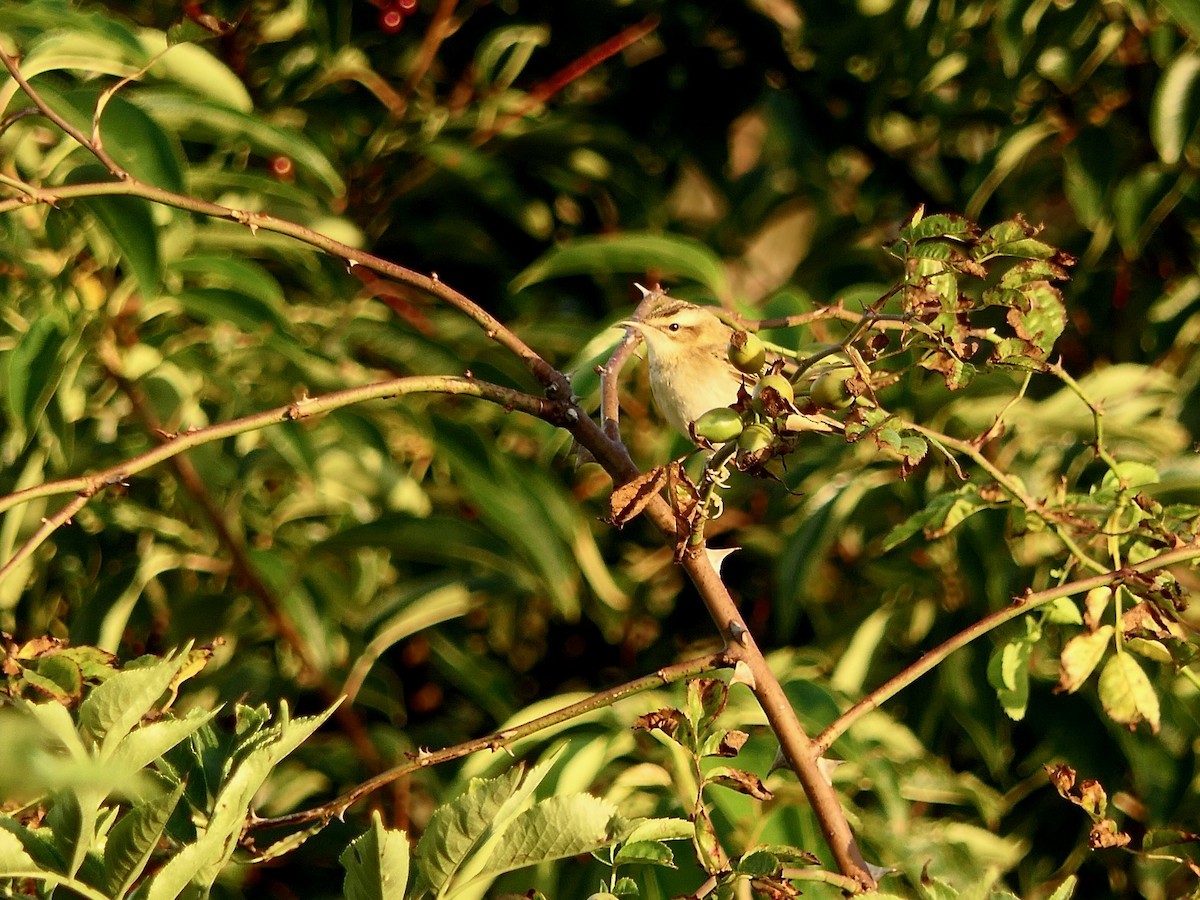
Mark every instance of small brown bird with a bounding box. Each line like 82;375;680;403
620;297;749;437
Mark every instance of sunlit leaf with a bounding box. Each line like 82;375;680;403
512;233;731;301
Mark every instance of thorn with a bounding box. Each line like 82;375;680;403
865;861;897;881
728;620;749;646
769;748;787;773
816;756;844;786
729;659;756;688
634;282;651;297
705;546;739;575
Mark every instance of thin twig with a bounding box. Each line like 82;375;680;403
97;340;386;773
0;45;124;175
908;422;1108;575
249;650;730;830
401;0;459;106
0;375;568;580
815;539;1200;753
600;285;663;438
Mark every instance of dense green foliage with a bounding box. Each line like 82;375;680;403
3;0;1200;897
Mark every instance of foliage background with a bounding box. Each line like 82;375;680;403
3;0;1200;897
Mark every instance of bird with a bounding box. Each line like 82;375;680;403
619;294;752;438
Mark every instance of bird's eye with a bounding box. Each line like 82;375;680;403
668;323;681;332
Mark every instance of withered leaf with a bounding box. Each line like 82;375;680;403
610;465;669;527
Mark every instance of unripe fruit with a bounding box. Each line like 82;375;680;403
693;407;745;443
585;895;620;900
752;373;794;415
728;330;766;374
810;370;854;409
737;422;774;454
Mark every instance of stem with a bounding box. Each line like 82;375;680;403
1;47;878;886
0;375;567;585
249;651;729;830
908;423;1108;575
815;539;1200;752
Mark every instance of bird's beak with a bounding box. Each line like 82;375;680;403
616;319;646;334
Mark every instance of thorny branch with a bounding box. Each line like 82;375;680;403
0;43;886;889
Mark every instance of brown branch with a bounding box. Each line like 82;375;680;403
96;340;386;774
0;46;877;886
0;375;568;577
0;493;91;587
249;650;730;830
814;539;1200;754
599;285;662;439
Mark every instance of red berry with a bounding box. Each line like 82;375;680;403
379;8;404;32
398;0;418;9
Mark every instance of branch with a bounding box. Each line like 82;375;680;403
97;340;387;774
908;422;1108;575
249;650;730;830
815;539;1200;753
0;375;567;584
0;47;877;886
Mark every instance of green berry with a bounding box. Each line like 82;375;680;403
752;373;794;415
737;422;774;453
810;370;854;409
728;330;766;374
693;407;746;443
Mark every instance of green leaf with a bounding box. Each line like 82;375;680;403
0;825;39;873
478;793;620;879
475;25;550;90
145;702;337;900
1063;131;1115;229
137;32;253;110
1097;653;1161;733
132;91;345;196
511;233;731;301
733;849;780;876
5;314;66;446
622;817;695;844
78;647;191;758
64;165;162;296
103;782;184;898
415;747;563;896
899;212;974;243
1152;51;1200;165
168;255;285;306
987;632;1034;721
1113;167;1174;256
64;90;185;192
883;486;992;551
1161;0;1200;42
1046;874;1077;900
966;121;1059;219
613;839;676;867
106;708;220;782
340;811;411;900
